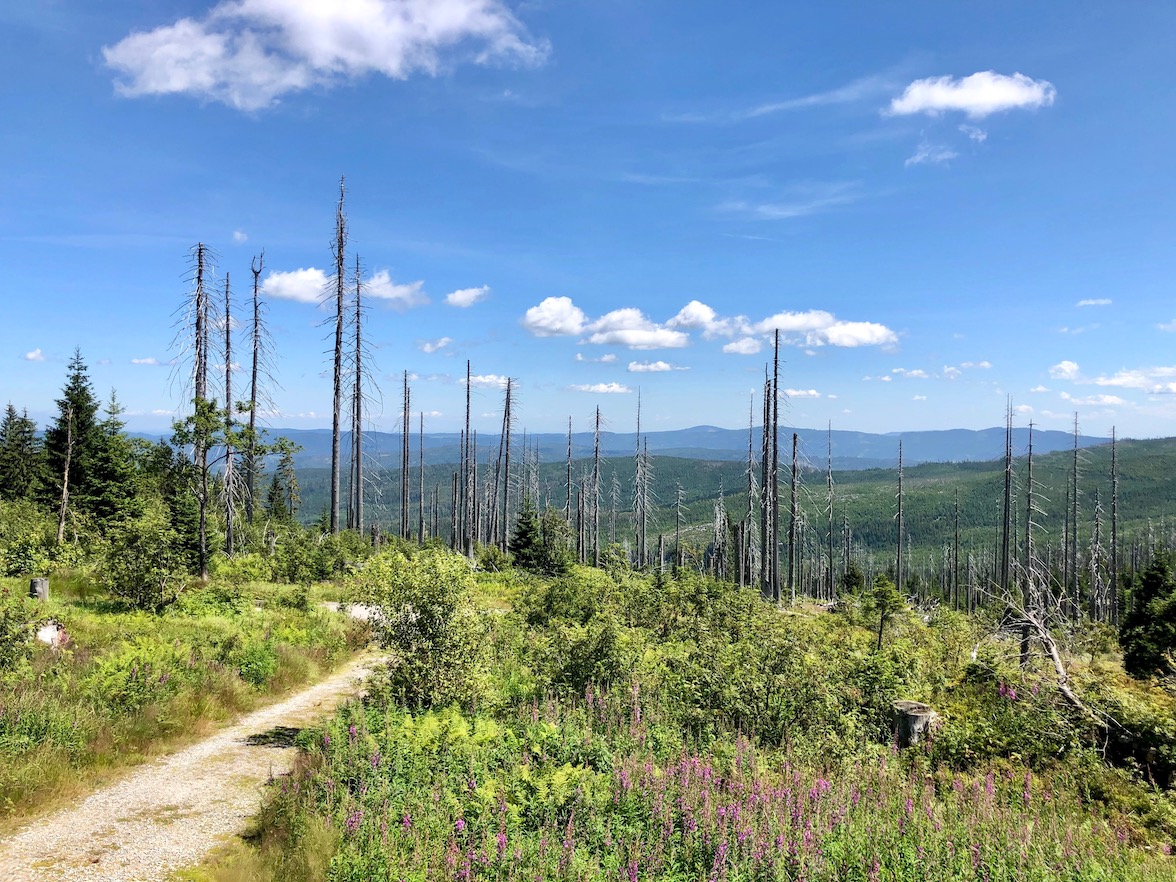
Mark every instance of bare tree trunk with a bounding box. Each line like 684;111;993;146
896;440;904;592
1021;423;1035;668
246;251;263;524
953;489;961;612
592;406;601;566
760;370;770;595
418;411;425;544
1111;427;1119;627
351;258;365;533
674;482;683;573
826;422;835;601
330;178;347;535
463;361;473;557
401;371;411;540
566;416;574;523
56;405;73;545
223;274;235;556
788;432;798;603
502;379;512;549
1000;398;1013;597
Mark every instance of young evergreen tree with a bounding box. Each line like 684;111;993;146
45;349;102;534
0;404;43;501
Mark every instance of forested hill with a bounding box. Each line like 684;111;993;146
263;423;1110;471
293;433;1175;558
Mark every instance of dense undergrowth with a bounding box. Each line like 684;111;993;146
0;571;369;822
187;547;1176;882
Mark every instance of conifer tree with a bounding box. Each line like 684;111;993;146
0;404;43;501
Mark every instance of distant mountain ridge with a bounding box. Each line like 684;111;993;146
237;424;1111;472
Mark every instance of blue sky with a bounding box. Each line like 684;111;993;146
2;1;1175;441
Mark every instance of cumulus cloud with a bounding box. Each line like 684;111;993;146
570;382;631;394
419;337;452;354
628;360;687;373
1077;298;1111;307
232;230;248;244
584;308;689;350
1090;366;1176;394
462;373;509;389
1015;404;1034;415
23;348;45;362
784;388;821;399
522;296;586;337
1061;392;1125;407
961;360;992;369
1030;385;1050;393
888;71;1056;119
891;368;929;379
1049;360;1081;380
723;337;761;355
905;142;957;167
942;366;962;380
366;270;428;309
445;285;489;308
262;267;327;303
103;0;549;111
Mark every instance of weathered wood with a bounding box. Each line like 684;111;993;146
892;699;940;747
29;577;49;602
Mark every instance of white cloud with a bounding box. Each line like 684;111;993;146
575;353;617;363
888;71;1056;119
784;388;821;399
263;267;327;303
891;368;929;379
103;0;548;111
462;373;509;389
131;357;162;366
584;307;688;349
1061;392;1125;407
905;143;957;167
366;270;428;309
1030;385;1050;393
419;337;452;354
1077;298;1111;307
232;230;248;244
912;395;927;401
961;360;992;369
942;366;961;380
628;360;687;373
1158;320;1176;332
23;348;45;362
818;320;898;348
1049;360;1081;380
959;124;987;142
1015;404;1034;415
445;285;489;308
151;408;175;416
723;337;761;355
423;410;442;418
1090;366;1176;394
721;181;860;221
863;375;892;382
522;296;586;337
570;382;631;394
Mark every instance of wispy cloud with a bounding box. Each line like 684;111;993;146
666;74;892;124
232;230;248;244
720;181;861;220
103;0;549;111
575;353;617;363
131;357;163;366
904;142;957;167
569;382;630;394
1077;298;1111;307
1061;392;1125;407
959;124;987;142
887;71;1056;119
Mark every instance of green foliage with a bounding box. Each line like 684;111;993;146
0;588;36;672
350;548;484;709
98;502;188;611
0;404;44;502
868;573;905;651
1121;552;1176;679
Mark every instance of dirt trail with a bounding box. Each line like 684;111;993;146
0;652;384;882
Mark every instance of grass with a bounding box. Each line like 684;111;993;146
0;573;370;826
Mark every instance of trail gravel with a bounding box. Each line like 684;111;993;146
0;652;384;882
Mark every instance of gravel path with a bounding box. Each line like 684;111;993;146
0;652;385;882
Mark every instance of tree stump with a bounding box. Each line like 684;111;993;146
28;577;49;602
892;700;940;747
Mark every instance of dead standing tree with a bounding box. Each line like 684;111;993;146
329;177;347;535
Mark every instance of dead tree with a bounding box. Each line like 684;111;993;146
222;273;236;555
896;441;904;592
418;411;425;543
400;371;411;539
1000;399;1013;598
769;331;781;601
243;250;271;524
329;178;347;535
592;406;602;566
787;432;798;603
1110;428;1119;627
55;405;73;546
